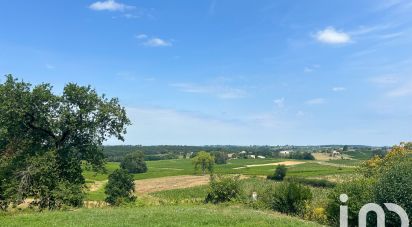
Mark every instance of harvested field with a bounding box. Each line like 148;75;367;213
89;180;107;192
135;175;210;194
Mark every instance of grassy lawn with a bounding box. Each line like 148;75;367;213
0;205;323;227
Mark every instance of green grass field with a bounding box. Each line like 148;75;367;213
0;205;322;227
83;158;355;182
326;159;363;166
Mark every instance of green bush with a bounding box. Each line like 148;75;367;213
268;182;312;215
120;151;148;174
105;169;136;206
326;178;375;226
286;177;336;188
267;165;287;181
205;175;241;204
374;159;412;226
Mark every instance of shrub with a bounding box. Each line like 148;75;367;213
286;177;336;188
326;178;375;226
239;177;277;210
268;182;312;215
267;165;287;181
290;152;315;160
105;169;136;206
120;151;148;174
374;159;412;226
205;175;241;204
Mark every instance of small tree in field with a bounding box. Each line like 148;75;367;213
105;169;136;206
120;151;148;174
192;151;214;175
267;165;287;181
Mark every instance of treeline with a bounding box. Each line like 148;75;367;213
102;145;384;162
103;145;278;161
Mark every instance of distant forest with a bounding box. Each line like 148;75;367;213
102;145;388;162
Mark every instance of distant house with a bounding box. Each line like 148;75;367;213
279;150;291;156
240;151;247;154
227;153;235;159
257;155;266;159
248;155;256;159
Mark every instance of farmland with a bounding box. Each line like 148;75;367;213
4;144;406;227
83;158;355;182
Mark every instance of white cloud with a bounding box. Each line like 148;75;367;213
386;81;412;97
123;13;139;19
296;111;305;117
143;38;172;47
315;27;351;44
273;98;285;108
135;34;148;39
306;98;326;105
45;64;55;70
304;64;320;73
89;0;134;11
332;87;346;92
171;83;246;99
370;75;399;85
104;107;300;145
104;107;246;145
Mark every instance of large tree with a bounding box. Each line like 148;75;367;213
0;75;130;209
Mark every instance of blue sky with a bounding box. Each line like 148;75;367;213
1;0;412;146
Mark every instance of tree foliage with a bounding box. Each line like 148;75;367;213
192;151;214;175
213;151;228;165
267;165;287;181
327;142;412;226
120;151;148;174
105;169;136;206
0;75;130;210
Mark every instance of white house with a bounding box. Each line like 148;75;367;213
257;155;266;159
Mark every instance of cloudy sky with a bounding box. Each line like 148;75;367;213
1;0;412;146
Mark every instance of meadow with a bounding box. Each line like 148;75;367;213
0;205;322;227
